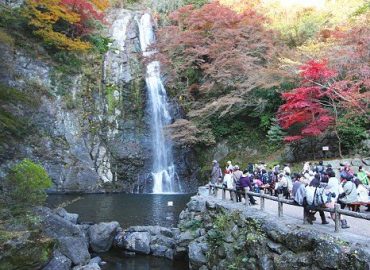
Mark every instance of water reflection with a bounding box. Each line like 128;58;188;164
47;193;193;228
100;249;188;270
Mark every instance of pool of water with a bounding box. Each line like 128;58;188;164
46;193;193;270
47;193;193;228
99;248;189;270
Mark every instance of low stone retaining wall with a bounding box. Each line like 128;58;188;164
179;196;370;270
16;195;370;270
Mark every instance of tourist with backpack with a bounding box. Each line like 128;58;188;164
304;174;329;225
337;176;357;228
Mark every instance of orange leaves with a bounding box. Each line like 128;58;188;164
23;0;109;51
158;2;276;98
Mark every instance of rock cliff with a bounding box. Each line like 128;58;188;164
0;5;197;193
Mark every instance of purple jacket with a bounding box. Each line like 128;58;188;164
239;175;253;190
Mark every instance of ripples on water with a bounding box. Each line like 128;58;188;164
47;193;193;228
47;193;193;270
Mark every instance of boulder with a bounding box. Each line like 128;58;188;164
88;222;120;252
188;241;208;268
58;236;90;265
117;231;151;254
54;208;79;224
43;250;72;270
35;207;85;239
187;199;206;212
72;263;100;270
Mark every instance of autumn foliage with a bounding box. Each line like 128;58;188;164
157;2;278;102
24;0;109;51
277;59;368;146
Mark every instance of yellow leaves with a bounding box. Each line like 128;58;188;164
35;28;91;51
23;0;97;51
0;28;15;47
218;0;258;13
89;0;110;11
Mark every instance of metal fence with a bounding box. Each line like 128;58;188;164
208;184;370;233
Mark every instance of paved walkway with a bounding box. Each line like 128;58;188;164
212;189;370;247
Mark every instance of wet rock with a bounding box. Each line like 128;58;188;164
72;263;100;270
43;250;72;270
188;241;208;268
88;222;120;252
58;236;90;265
118;231;151;254
54;208;79;224
89;256;102;265
35;207;85;239
187;199;206;212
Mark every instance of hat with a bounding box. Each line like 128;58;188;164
227;161;232;164
234;165;239;170
212;160;217;163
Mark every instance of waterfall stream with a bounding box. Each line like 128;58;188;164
137;13;180;193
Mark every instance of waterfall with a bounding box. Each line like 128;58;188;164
137;13;179;193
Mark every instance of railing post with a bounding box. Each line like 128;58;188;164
334;203;340;233
278;194;283;217
244;188;250;206
213;186;218;197
222;188;226;200
303;207;307;224
260;196;265;211
208;184;212;196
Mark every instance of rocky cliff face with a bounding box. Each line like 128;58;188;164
0;6;197;193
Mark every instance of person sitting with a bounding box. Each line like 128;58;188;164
355;178;369;203
306;174;329;225
337;176;357;228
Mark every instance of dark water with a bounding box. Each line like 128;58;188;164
47;193;193;228
46;193;193;270
99;248;189;270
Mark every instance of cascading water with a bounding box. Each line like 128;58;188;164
137;13;180;193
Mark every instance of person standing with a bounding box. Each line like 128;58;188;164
232;165;242;201
210;160;222;186
226;161;233;172
239;170;257;205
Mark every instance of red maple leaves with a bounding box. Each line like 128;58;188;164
277;59;366;143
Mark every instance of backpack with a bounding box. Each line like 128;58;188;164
306;186;326;208
218;168;223;179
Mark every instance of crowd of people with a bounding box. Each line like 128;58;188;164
210;160;370;229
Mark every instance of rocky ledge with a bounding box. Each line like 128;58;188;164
3;196;370;270
18;207;184;270
179;196;370;270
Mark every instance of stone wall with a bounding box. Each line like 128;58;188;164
178;196;370;270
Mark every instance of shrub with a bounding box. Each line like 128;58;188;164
3;159;52;215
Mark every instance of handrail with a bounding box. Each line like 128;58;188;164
207;184;370;232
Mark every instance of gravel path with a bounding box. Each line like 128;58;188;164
213;189;370;241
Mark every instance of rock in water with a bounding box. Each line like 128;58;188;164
88;222;120;253
58;236;90;265
117;231;151;254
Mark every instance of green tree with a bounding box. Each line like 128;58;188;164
2;159;52;215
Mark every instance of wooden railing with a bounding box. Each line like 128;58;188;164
208;184;370;233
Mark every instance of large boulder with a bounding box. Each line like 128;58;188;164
58;236;90;265
43;250;72;270
188;241;208;269
117;231;151;254
35;207;85;239
53;208;79;224
88;222;120;252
